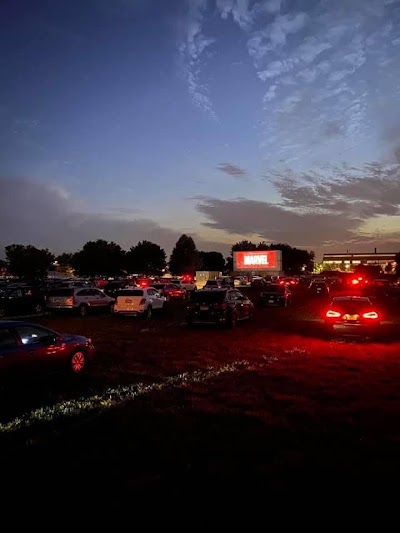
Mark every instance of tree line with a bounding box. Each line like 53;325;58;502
1;235;320;280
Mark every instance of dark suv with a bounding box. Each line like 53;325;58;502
186;288;253;327
259;283;292;307
0;284;46;318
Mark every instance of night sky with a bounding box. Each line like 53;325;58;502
1;0;400;260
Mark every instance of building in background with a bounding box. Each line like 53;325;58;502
322;249;397;272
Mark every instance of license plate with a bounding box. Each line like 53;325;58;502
200;305;209;311
344;314;359;320
269;298;274;302
125;299;132;303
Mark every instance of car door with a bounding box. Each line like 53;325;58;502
13;324;61;370
0;326;24;372
147;288;163;309
90;289;107;308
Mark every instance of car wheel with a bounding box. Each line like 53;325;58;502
108;303;114;313
228;312;238;328
69;350;87;374
145;306;152;319
0;307;5;319
248;308;253;320
34;303;44;314
79;305;88;317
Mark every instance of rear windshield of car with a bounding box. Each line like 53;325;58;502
152;284;165;289
205;281;218;286
262;285;284;293
332;300;371;312
48;288;74;297
118;290;143;297
193;291;225;303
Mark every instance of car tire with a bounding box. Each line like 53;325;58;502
79;305;88;317
108;303;114;313
248;308;253;320
145;306;152;319
0;307;5;319
69;349;87;374
228;312;238;328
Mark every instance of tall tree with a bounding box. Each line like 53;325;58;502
125;240;166;275
231;240;257;253
198;251;225;272
169;234;201;275
5;244;55;280
259;243;314;274
73;239;125;277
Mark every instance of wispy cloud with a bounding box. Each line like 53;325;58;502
195;162;400;255
217;162;247;177
179;0;217;119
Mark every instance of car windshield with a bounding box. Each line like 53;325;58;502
262;285;284;293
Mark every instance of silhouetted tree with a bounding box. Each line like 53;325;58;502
56;253;74;268
263;243;314;274
169;234;201;275
395;253;400;276
5;244;55;280
225;256;233;272
73;239;125;277
125;240;166;275
199;251;225;272
231;240;257;253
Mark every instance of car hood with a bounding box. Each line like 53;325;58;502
60;333;91;344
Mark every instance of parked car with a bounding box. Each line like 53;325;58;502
0;284;46;318
186;288;254;327
203;279;225;289
324;296;380;336
251;277;268;288
113;287;166;318
102;281;126;298
151;283;186;301
46;287;115;316
0;320;95;375
308;280;330;296
259;284;292;307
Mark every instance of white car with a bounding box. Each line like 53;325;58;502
113;287;166;318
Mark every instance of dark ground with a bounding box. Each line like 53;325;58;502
1;286;400;504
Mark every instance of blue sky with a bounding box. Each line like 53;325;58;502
1;0;400;261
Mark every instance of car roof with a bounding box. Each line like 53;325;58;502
198;287;228;292
0;320;39;327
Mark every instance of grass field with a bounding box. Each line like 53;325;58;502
1;287;400;501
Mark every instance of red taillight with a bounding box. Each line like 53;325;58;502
362;311;379;319
139;298;146;305
214;303;228;310
326;309;341;318
351;279;359;285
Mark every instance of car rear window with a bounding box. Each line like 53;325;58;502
332;300;371;312
48;288;74;297
193;291;225;303
262;285;284;293
118;290;143;297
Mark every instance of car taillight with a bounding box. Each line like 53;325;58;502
66;297;75;306
139;298;146;305
362;311;379;319
214;303;227;310
326;310;341;318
